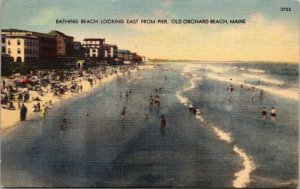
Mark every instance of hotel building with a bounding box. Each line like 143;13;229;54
82;38;105;63
5;35;39;63
2;29;57;60
104;44;118;58
49;30;74;56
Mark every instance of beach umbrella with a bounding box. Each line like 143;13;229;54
20;79;32;83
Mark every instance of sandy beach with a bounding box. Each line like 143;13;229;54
1;65;153;131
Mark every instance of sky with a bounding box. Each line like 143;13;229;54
1;0;299;62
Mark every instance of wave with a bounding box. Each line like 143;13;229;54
206;73;299;101
177;67;256;188
241;73;285;85
248;68;266;73
212;125;255;188
212;126;232;143
176;91;190;106
233;145;256;188
204;65;228;74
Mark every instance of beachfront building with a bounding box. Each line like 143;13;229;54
5;35;39;63
49;30;74;57
73;41;81;51
104;44;118;64
2;34;6;54
72;41;86;58
2;29;57;60
104;44;118;58
82;38;105;63
1;34;14;64
117;49;131;64
130;52;143;64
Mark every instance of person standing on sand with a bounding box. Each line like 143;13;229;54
227;85;234;101
20;104;27;121
41;105;46;119
121;107;126;120
160;115;166;129
60;113;68;130
149;96;154;108
271;107;277;123
261;107;267;121
260;89;264;99
45;102;50;116
41;105;50;119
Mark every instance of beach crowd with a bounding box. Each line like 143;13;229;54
1;64;139;128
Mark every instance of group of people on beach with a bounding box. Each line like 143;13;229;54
261;107;277;123
227;78;278;123
18;99;51;121
58;65;138;130
1;65;138;126
149;87;168;131
118;75;167;132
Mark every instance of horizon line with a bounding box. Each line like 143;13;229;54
147;59;299;64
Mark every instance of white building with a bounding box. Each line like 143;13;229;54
5;35;39;63
104;44;118;58
82;38;105;62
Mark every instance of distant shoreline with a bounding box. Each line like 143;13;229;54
148;60;298;64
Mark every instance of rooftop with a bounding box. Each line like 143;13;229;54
105;44;117;47
2;28;56;39
83;38;105;41
118;49;130;53
49;30;74;39
5;35;39;39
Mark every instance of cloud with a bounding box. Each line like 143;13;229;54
30;8;62;25
153;9;166;17
248;13;266;24
153;0;173;17
162;0;172;8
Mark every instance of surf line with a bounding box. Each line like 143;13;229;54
212;126;256;188
176;71;256;188
176;74;204;122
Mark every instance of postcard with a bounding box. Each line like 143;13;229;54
1;0;299;188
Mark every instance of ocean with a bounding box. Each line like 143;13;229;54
2;62;298;188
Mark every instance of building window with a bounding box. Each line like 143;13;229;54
2;37;5;43
92;49;96;53
2;47;5;53
30;41;32;46
17;40;21;45
8;48;11;54
16;57;22;62
17;48;21;54
29;49;32;54
8;40;10;45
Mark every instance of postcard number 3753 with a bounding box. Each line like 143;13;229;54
281;7;291;11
